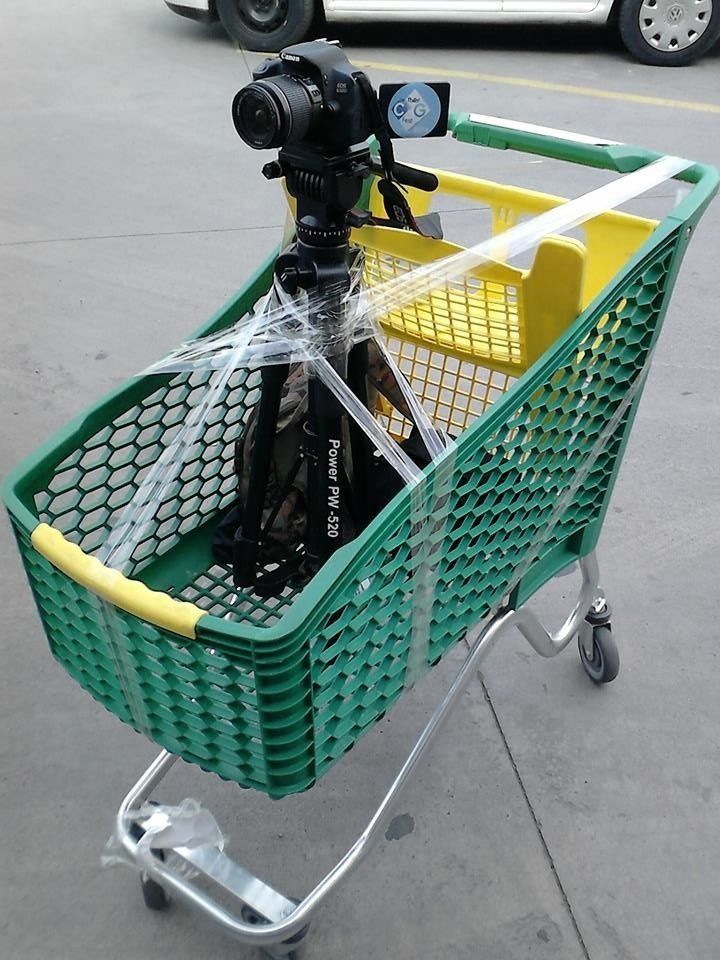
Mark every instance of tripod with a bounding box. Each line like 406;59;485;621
233;143;377;589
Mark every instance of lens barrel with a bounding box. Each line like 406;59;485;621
232;76;321;150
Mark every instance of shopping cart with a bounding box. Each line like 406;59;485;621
3;115;717;958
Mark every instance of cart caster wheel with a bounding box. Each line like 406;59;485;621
242;902;310;960
139;872;171;911
257;945;308;960
129;812;171;911
579;624;619;684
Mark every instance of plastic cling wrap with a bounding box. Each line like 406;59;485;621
102;798;224;876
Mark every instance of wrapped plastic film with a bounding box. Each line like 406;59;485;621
102;798;224;877
358;155;689;325
92;152;689;735
144;152;687;489
89;305;280;726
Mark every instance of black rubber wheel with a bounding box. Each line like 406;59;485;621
618;0;720;64
129;817;171;912
139;871;171;911
216;0;315;52
258;943;308;960
579;625;620;684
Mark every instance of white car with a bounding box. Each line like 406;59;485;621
165;0;719;65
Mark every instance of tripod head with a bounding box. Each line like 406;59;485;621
232;40;440;253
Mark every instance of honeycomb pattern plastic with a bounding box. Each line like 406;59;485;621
33;368;258;574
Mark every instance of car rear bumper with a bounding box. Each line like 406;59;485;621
165;1;217;23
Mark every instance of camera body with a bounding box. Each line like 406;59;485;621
232;41;376;154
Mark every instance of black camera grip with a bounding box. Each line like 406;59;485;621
370;158;438;192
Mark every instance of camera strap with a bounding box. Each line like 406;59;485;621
374;182;444;239
355;73;396;177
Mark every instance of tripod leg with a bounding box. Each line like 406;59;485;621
234;363;290;588
304;365;345;578
347;339;376;529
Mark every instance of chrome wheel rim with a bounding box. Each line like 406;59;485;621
638;0;713;51
239;0;289;32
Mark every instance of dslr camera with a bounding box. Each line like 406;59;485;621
232;41;378;154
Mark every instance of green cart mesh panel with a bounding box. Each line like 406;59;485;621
33;368;259;573
14;525;271;789
298;234;679;775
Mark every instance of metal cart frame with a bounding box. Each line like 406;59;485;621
117;553;606;957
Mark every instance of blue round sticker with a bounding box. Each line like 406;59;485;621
387;83;442;138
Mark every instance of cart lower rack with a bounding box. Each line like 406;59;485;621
3;114;717;958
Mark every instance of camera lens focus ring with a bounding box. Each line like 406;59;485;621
232;76;321;150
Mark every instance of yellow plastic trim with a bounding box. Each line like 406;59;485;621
30;523;204;640
366;165;657;307
523;236;586;365
354;224;586;376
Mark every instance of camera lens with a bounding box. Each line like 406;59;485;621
232;76;321;150
233;85;281;149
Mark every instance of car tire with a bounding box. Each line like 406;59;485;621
216;0;315;52
618;0;720;64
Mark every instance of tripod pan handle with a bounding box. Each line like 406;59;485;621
370;159;438;192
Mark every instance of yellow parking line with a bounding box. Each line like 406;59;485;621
355;59;720;115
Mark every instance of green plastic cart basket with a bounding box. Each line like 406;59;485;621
4;115;717;807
